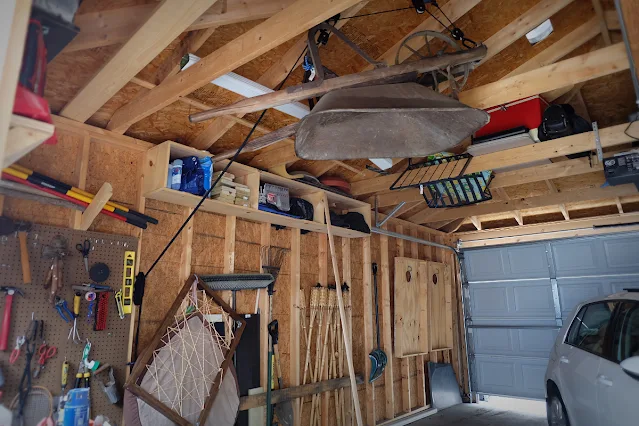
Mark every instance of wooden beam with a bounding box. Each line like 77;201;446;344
504;17;600;78
190;1;369;150
66;0;295;52
592;0;612;46
619;0;639;83
259;223;271;390
0;0;31;171
362;237;376;425
605;10;620;30
379;230;395;420
223;215;237;304
512;211;524;226
409;227;427;409
395;225;411;415
290;228;302;424
545;180;570;220
440;218;466;233
60;0;218;123
465;122;633;174
239;375;365;410
79;182;113;231
370;0;482;68
457;212;639;247
341;237;353;426
408;184;637;224
458;43;629;110
469;216;482;231
106;0;362;133
72;134;91;229
153;27;218;84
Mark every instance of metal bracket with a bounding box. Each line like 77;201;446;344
593;121;603;162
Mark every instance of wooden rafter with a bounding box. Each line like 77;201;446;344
407;184;637;225
458;42;628;110
60;0;218;123
545;180;570;220
65;0;294;52
106;0;362;134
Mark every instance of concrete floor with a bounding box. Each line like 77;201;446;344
410;400;547;426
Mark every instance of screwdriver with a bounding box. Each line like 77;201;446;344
61;358;69;393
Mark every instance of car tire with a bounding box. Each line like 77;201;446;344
547;389;570;426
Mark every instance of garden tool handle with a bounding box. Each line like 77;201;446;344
18;231;31;285
0;293;14;351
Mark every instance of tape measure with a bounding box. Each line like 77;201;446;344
122;251;135;314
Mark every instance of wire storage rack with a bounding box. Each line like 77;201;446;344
390;153;494;208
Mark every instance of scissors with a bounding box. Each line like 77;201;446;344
9;335;25;364
33;341;57;378
76;239;92;274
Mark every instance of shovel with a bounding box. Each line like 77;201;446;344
369;263;387;383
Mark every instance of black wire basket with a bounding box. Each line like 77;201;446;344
390;153;493;208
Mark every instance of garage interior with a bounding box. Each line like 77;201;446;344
1;0;639;425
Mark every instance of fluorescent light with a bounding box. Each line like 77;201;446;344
182;54;310;119
526;19;553;45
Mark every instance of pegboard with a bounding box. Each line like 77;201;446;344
0;223;138;423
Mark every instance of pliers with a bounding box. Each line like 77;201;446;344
54;297;74;323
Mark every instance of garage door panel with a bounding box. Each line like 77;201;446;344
469;280;555;324
552;240;603;276
609;276;639;293
471;327;557;357
558;278;605;319
465;243;549;281
603;236;639;272
474;355;548;399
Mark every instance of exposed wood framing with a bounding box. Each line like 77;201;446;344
0;0;31;170
362;237;376;425
290;228;302;424
65;0;294;52
469;216;482;231
395;225;411;415
190;1;369;151
408;184;638;225
71;134;92;229
459;43;629;110
458;212;639;248
409;227;427;409
223;215;237;304
342;237;353;426
545;180;570;220
259;223;271;390
106;0;362;133
60;0;218;123
379;230;395;420
592;0;612;45
504;16;600;78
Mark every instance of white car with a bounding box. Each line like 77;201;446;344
545;289;639;426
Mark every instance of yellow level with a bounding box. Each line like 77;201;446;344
122;251;135;314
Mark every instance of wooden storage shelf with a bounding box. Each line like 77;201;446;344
142;141;371;238
3;114;55;167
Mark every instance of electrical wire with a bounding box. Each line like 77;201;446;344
132;46;308;360
624;119;639;141
336;6;413;20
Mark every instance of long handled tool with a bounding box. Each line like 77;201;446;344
0;217;32;285
0;286;24;351
369;263;387;383
322;196;363;426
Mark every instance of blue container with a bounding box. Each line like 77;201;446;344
63;388;90;426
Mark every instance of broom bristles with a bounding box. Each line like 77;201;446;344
199;273;274;290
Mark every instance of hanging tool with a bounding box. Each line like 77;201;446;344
94;292;109;331
268;319;293;426
42;235;68;303
90;262;110;283
0;286;24;351
68;292;81;344
55;296;74;323
9;336;25;364
76;340;93;388
0;218;32;285
16;316;39;424
114;291;125;319
58;357;70;423
75;239;91;274
369;263;387;383
33;341;57;378
85;292;96;323
122;251;135;314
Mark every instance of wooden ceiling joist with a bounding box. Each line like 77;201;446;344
408;184;638;225
60;0;218;123
458;42;629;110
190;1;369;151
65;0;295;52
106;0;362;134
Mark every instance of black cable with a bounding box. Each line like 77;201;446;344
336;6;413;20
624;119;639;141
132;46;308;360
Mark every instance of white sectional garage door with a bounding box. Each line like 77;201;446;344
462;233;639;399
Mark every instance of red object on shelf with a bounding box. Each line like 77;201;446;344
13;85;57;145
474;96;548;139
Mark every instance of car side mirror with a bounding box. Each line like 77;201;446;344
621;356;639;380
